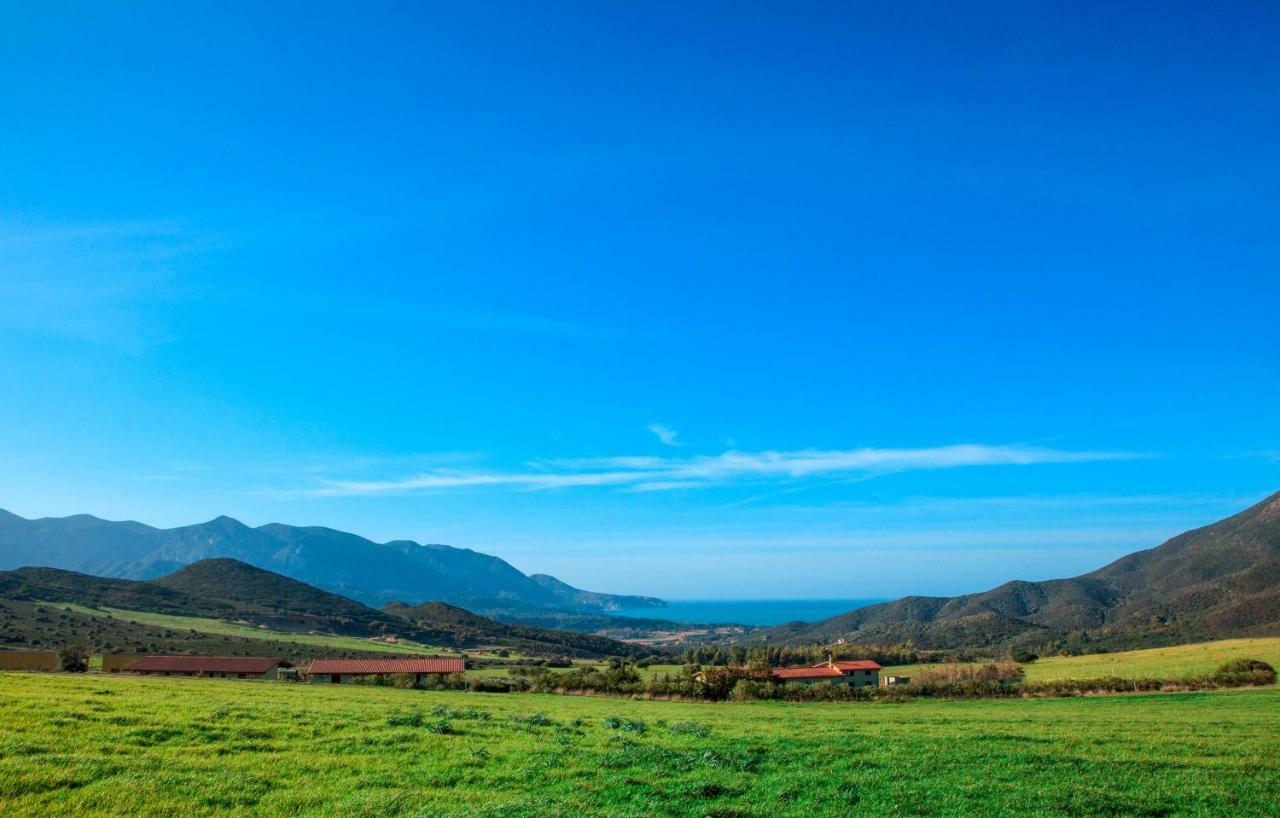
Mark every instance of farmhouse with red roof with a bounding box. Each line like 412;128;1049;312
770;659;882;687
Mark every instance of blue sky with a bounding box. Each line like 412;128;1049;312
1;2;1277;599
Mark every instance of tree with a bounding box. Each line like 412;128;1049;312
60;645;90;673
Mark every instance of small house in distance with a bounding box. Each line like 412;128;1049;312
821;659;881;687
306;657;465;685
772;659;882;687
126;656;292;679
883;675;911;686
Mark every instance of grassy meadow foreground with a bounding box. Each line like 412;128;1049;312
2;674;1278;817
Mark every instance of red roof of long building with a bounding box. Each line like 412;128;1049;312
307;657;465;675
771;666;844;680
127;656;289;674
821;660;883;672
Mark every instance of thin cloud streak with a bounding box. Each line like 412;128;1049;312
648;423;683;447
306;443;1142;496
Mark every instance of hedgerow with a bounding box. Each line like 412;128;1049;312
527;659;1277;702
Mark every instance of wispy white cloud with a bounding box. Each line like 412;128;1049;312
303;443;1141;497
647;423;683;447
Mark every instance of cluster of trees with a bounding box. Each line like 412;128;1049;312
680;643;934;668
524;664;710;698
516;658;1276;702
725;658;1275;702
677;642;1043;669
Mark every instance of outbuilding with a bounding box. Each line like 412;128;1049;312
125;656;292;679
306;656;465;685
0;650;59;671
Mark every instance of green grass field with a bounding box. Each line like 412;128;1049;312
1;673;1277;817
885;637;1280;682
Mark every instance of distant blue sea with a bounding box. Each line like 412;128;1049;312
619;599;886;627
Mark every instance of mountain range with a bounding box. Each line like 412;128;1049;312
5;492;1278;657
0;508;663;616
0;557;652;660
755;491;1280;651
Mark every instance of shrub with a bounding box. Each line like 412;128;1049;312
729;679;778;701
386;710;424;727
59;646;90;673
422;672;468;691
466;676;526;693
1212;658;1276;687
668;720;711;737
511;712;555;727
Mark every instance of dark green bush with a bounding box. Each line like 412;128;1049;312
511;712;555;727
1212;658;1276;687
466;676;526;693
386;709;424;727
59;646;90;673
668;720;711;737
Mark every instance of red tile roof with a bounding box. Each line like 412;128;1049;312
307;657;465;675
822;660;883;672
127;656;289;674
771;666;844;680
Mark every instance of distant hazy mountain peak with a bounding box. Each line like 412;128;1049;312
0;507;663;615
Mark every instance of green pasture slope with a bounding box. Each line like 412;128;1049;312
2;674;1277;817
885;636;1280;682
50;602;520;660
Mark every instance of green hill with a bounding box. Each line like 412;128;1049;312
152;558;384;621
0;560;657;659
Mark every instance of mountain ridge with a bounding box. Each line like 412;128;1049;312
0;508;664;615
